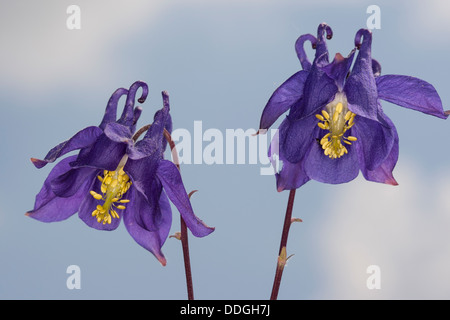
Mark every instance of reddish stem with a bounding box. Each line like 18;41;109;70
270;189;296;300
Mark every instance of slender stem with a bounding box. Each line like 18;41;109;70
270;189;296;300
180;215;194;300
163;128;194;300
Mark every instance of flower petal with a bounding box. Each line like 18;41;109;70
296;60;338;118
269;128;310;192
50;166;98;198
314;23;333;65
352;111;396;171
104;122;133;144
322;50;355;91
280;112;319;164
359;112;399;185
117;81;149;128
122;187;171;266
26;156;90;222
156;160;214;237
344;29;379;121
99;88;129;130
295;34;316;71
128;93;171;160
259;70;309;130
376;75;448;119
303;138;359;184
70;133;127;171
31;126;103;169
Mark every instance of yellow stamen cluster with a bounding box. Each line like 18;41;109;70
316;101;357;159
90;168;132;225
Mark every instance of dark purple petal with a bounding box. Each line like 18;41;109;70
303;139;359;184
281;113;319;164
123;187;172;266
26;156;91;222
99;88;129;130
78;174;123;231
70;133;127;171
295;34;316;71
156;160;214;237
296;60;338;118
376;75;448;119
372;58;381;77
359;112;399;185
50;166;98;198
130;106;143;134
344;29;379;121
104;122;133;144
128;92;171;160
117;81;149;128
314;23;333;65
259;70;308;130
352;111;396;171
124;156;159;202
268;128;310;192
323;50;356;91
31;126;103;169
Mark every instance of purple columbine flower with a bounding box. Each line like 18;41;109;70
260;23;448;192
27;81;214;265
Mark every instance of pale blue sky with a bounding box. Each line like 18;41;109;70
1;0;450;299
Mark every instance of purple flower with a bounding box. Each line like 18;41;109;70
260;23;448;192
27;81;214;265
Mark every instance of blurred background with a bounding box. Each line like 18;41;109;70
1;0;450;299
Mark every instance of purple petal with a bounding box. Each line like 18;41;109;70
259;70;308;130
50;166;98;198
104;122;133;144
295;34;316;71
31;126;103;169
314;23;333;65
70;133;127;171
359;112;399;185
280;113;319;164
268;128;310;192
99;88;129;130
156;160;214;237
117;81;149;128
26;156;90;222
297;61;338;118
322;50;356;91
372;58;381;77
128;94;171;160
123;187;172;266
376;75;448;119
303;139;359;184
352;112;396;171
344;29;379;121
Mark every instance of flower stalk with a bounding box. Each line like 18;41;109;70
163;127;195;300
270;189;296;300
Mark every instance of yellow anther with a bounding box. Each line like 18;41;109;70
89;165;132;225
90;191;103;200
315;98;357;159
344;111;352;121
